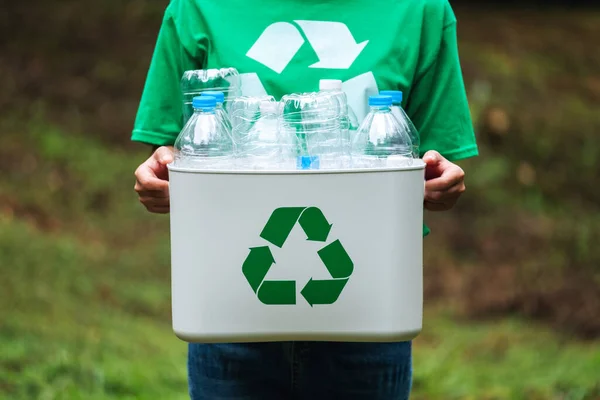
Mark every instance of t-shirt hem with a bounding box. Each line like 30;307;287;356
131;129;177;146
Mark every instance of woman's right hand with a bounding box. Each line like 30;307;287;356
134;146;174;214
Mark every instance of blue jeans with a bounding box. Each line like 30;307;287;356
188;341;412;399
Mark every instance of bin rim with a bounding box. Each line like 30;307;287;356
167;159;425;175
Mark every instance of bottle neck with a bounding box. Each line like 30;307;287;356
370;105;392;112
193;107;216;115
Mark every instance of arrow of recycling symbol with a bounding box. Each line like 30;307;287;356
241;207;354;306
246;21;369;73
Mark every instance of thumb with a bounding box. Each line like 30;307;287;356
154;146;174;166
423;150;447;180
151;146;174;180
423;150;442;166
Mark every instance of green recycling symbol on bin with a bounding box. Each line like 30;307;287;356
242;207;354;306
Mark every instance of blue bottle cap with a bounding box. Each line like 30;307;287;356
296;155;320;170
379;90;403;104
200;91;225;104
192;95;217;109
368;95;393;107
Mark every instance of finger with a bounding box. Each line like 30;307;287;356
424;201;452;212
426;174;463;192
423;151;452;180
146;158;170;181
425;187;462;203
147;205;170;214
153;147;175;180
134;165;169;192
425;180;467;202
425;164;465;191
136;189;170;199
135;176;169;192
422;150;442;166
423;150;454;171
426;178;465;200
139;196;170;208
143;147;174;182
153;146;175;165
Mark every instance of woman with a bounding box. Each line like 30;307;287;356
132;0;478;398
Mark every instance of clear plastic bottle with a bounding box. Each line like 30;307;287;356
319;79;359;168
319;79;359;129
351;95;413;168
180;68;241;124
243;101;281;170
279;92;342;170
379;90;420;158
200;90;233;136
173;96;234;169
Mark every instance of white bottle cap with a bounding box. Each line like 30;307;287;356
319;79;343;91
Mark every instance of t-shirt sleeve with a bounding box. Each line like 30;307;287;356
131;8;203;146
405;3;478;161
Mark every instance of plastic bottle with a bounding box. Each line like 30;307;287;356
180;68;240;124
379;90;420;158
280;92;343;170
243;101;281;170
319;79;359;168
200;91;233;135
319;79;359;129
173;96;234;169
351;95;413;168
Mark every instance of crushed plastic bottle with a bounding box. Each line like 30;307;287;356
319;80;359;130
351;95;413;168
228;96;280;166
279;92;343;170
319;79;359;168
240;101;281;170
173;95;234;169
180;68;241;124
379;90;420;158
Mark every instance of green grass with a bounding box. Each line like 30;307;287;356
1;119;187;399
1;122;599;399
413;309;600;399
0;217;187;399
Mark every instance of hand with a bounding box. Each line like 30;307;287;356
423;150;466;211
134;146;174;214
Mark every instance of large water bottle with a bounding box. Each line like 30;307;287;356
200;91;233;137
319;79;359;168
173;96;234;169
379;90;420;158
351;95;413;168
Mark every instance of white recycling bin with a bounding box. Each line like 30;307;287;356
168;161;426;343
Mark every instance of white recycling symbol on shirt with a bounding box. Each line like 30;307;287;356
241;20;379;121
246;21;369;73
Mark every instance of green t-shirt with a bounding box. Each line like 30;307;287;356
131;0;479;236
